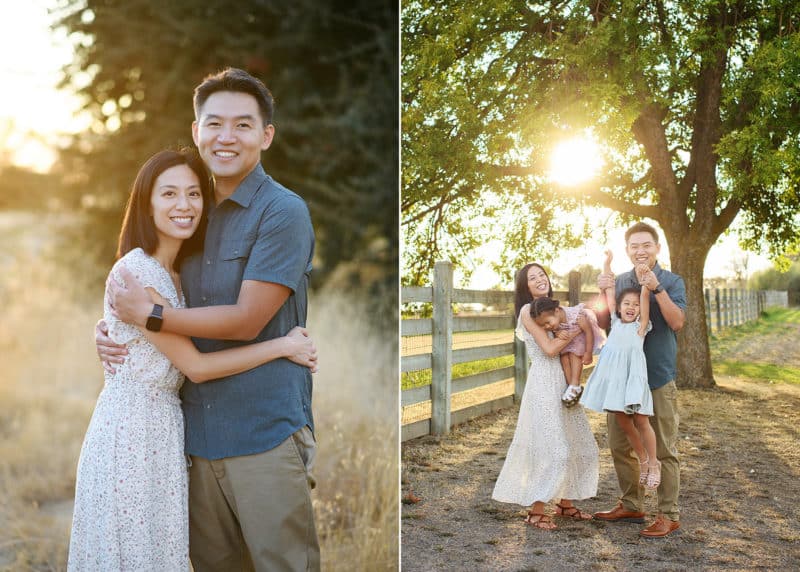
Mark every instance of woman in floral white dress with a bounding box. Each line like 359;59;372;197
68;150;318;571
492;263;599;529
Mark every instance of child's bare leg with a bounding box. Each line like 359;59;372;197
613;412;647;462
633;413;661;487
568;353;583;386
632;414;657;465
560;354;582;406
560;353;572;385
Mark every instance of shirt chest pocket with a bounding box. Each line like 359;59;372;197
215;240;254;296
220;239;253;263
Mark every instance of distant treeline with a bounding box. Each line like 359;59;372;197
749;260;800;306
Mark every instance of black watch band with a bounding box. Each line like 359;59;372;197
653;285;663;294
145;303;164;332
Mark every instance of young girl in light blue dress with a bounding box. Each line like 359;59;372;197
580;250;660;488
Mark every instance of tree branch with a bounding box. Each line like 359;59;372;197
712;196;742;237
583;187;661;220
486;164;536;178
402;194;448;225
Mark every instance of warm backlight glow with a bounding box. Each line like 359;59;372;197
548;136;604;186
0;1;87;172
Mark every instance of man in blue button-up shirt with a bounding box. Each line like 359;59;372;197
592;222;686;539
99;68;319;571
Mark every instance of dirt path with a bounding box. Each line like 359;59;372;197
401;327;800;570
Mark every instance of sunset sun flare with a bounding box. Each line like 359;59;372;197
548;135;604;187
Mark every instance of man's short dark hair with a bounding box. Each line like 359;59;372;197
193;67;274;126
625;222;660;244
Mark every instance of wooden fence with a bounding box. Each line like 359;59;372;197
703;288;788;332
401;260;789;442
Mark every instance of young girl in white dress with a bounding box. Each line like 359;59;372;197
68;150;318;571
530;298;603;407
492;263;599;530
580;250;661;489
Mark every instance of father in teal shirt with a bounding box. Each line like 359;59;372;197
593;222;686;539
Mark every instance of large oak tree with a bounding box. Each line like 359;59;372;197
403;0;800;388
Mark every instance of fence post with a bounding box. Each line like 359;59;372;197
723;289;731;328
735;289;741;325
736;288;745;325
431;260;453;436
715;289;721;333
741;289;746;324
568;271;581;307
745;290;750;322
704;289;712;333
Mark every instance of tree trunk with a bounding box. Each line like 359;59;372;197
669;239;716;388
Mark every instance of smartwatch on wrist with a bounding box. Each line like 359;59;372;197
652;285;663;294
145;303;164;332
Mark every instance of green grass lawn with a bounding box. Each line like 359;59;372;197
402;307;800;391
709;307;800;347
401;355;514;390
712;361;800;384
709;306;800;385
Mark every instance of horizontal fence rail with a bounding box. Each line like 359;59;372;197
401;260;790;442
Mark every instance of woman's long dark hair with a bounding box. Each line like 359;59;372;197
514;263;554;318
116;148;211;270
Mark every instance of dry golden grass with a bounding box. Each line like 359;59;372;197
0;211;399;571
0;217;101;570
308;286;399;571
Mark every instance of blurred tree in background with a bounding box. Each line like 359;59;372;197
749;254;800;305
52;0;397;299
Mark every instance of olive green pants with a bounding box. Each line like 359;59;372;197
188;426;320;572
607;381;681;520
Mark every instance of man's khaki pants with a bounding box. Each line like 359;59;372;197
607;381;681;521
188;426;320;572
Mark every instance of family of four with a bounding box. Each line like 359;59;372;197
68;68;320;571
492;222;686;538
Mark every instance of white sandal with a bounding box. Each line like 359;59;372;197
561;385;583;407
646;460;662;489
638;454;650;486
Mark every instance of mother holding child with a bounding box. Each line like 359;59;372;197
493;222;685;538
491;263;599;529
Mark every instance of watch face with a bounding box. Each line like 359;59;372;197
146;314;163;332
146;304;164;332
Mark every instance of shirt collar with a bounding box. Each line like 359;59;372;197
219;163;268;208
651;261;664;276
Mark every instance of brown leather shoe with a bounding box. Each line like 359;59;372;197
639;514;680;538
593;502;645;523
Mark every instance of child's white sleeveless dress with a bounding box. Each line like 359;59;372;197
580;314;653;415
